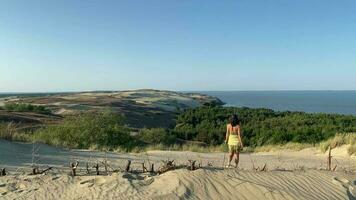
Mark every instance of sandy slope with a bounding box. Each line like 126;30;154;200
0;169;355;200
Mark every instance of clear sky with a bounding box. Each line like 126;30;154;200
1;0;356;92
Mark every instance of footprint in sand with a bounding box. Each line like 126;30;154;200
349;180;356;198
333;177;356;199
0;183;7;196
136;177;154;187
122;173;145;181
94;177;107;186
80;179;95;188
6;183;18;192
332;177;349;187
52;176;61;181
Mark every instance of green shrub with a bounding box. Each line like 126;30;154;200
138;128;176;145
4;103;51;114
33;110;131;149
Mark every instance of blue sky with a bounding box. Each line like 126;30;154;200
1;0;356;92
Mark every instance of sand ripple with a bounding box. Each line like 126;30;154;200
0;169;355;200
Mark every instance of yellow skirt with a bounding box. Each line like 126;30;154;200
228;134;242;152
228;134;239;146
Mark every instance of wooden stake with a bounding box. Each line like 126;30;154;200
86;163;90;175
142;163;147;173
0;168;5;176
149;164;154;173
125;160;131;172
104;151;108;175
332;164;338;172
327;147;332;171
260;164;267;172
104;162;108;175
32;167;38;175
93;163;99;175
188;160;197;171
70;161;79;176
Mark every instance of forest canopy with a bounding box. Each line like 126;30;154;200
173;106;356;147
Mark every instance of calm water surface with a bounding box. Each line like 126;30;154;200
200;91;356;115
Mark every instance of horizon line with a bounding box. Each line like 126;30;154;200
1;89;356;94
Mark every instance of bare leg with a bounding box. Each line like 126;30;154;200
228;151;235;167
235;151;240;168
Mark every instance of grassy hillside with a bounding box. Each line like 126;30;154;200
0;90;223;129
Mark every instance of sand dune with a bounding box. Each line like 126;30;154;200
1;142;355;199
0;169;355;200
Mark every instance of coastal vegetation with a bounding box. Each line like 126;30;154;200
2;103;51;114
0;102;355;155
32;110;133;149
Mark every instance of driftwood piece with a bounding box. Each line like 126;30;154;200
126;160;131;172
0;168;6;176
93;163;100;175
39;167;53;174
70;161;79;176
158;160;175;174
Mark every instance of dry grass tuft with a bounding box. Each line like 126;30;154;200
254;142;314;153
319;133;356;155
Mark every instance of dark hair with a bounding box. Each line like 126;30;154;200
229;114;240;127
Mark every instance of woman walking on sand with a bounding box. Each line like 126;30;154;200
225;114;243;168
